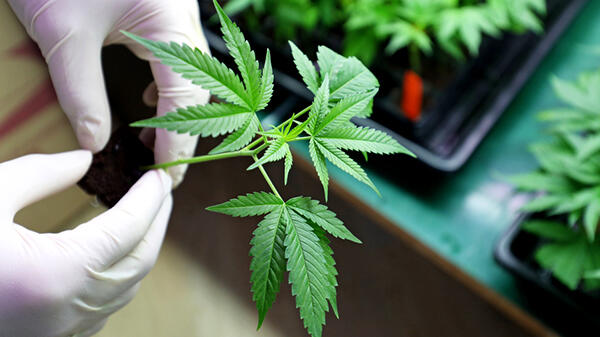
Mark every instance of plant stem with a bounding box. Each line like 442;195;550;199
291;136;311;141
252;155;282;199
409;42;421;74
143;150;254;170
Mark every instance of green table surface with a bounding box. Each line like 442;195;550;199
289;0;600;322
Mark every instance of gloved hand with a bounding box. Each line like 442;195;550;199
6;0;211;186
0;150;173;337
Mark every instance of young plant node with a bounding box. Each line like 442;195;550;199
124;1;413;336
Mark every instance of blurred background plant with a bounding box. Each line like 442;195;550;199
510;69;600;291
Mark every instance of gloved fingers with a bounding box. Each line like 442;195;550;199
142;81;158;107
69;170;171;271
44;36;112;153
149;54;208;187
113;3;209;186
71;318;108;337
139;127;156;149
0;150;92;217
83;195;171;305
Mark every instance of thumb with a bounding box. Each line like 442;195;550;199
45;37;112;153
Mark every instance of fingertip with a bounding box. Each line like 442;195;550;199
165;165;187;189
75;116;111;154
154;169;173;192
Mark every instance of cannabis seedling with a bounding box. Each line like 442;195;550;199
510;70;600;291
123;1;413;336
345;0;546;67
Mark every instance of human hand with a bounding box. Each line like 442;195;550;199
6;0;211;186
0;150;172;337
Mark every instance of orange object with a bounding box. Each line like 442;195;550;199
401;70;423;122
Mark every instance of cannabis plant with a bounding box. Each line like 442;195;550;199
219;0;343;42
344;0;546;67
124;1;413;336
510;70;600;291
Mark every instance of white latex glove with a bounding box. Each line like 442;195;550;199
0;150;173;337
7;0;211;186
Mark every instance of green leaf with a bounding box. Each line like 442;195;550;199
509;172;574;193
122;31;251;109
315;139;379;195
248;138;290;170
328;56;379;100
534;235;600;290
314;90;377;135
309;138;330;201
131;103;250;137
520;195;566;213
214;0;261;109
258;49;274;111
309;76;331;133
283;207;330;337
437;6;499;55
290;41;320;93
287;196;361;243
317;126;413;156
577;134;600;161
522;220;578;241
316;45;344;81
312;224;339;318
584;199;600;242
284;147;293;185
206;192;283;217
250;207;287;329
209;114;260;154
551;72;600;114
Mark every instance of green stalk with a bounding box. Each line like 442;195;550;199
143;150;255;170
252;155;282;199
409;42;421;74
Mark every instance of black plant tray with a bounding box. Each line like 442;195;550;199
495;212;600;336
200;0;586;172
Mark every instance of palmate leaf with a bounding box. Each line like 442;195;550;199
287;196;360;243
584;199;600;242
309;76;331;133
248;138;290;170
309;138;330;201
317;126;412;156
315;138;379;195
316;46;379;100
131;103;250;137
436;6;499;55
122;32;251;110
258;49;274;111
206;191;283;217
314;90;377;135
209;114;260;154
312;224;339;318
250;207;287;329
551;72;600;114
534;231;600;291
283;207;330;337
214;0;261;109
328;55;379;101
284;147;293;185
290;41;320;94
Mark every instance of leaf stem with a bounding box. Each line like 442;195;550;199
252;155;282;199
143;150;254;170
291;136;311;142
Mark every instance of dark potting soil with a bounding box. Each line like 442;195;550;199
78;128;154;208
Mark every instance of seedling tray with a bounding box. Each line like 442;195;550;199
495;212;600;336
200;0;586;172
